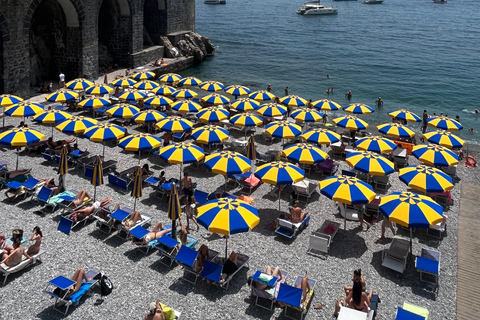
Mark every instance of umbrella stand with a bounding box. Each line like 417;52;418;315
15;149;19;170
2;110;4;128
172;218;177;240
138;150;141;165
93;185;97;202
51;125;55;139
102;142;106;158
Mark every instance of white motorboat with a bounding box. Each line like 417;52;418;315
204;0;226;4
363;0;383;3
296;1;338;15
432;0;447;3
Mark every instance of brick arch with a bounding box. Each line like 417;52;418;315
97;0;132;17
23;0;85;32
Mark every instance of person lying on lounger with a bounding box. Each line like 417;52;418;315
64;268;93;298
0;237;33;267
70;197;114;223
219;251;244;283
288;201;309;223
251;266;284;290
67;190;93;209
145;300;166;320
297;270;312;304
0;169;32;181
26;226;42;255
4;178;47;202
122;210;144;229
0;234;14;261
132;221;172;245
195;244;210;272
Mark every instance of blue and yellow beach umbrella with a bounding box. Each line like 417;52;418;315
249;90;276;102
255;161;305;186
333;115;369;131
377;123;415;138
85;83;114;96
158;73;182;83
282;143;328;165
132;110;166;124
319;175;376;205
199;81;224;92
178;76;202;86
204;151;251;176
131;70;156;80
192;125;229;144
131;166;143;210
354;136;397;154
301;128;341;145
143;96;173;108
159;142;205;164
91;155;103;201
106;103;140;119
201;93;230;106
119;133;163;152
33;110;72;124
229;112;263;127
133;80;160;91
224;85;250;97
230;98;260;112
118;89;147;101
45;89;79;103
290;109;323;123
427;116;463;131
56;116;98;135
388;109;421;123
197;106;229;123
343;103;374;115
346;151;394;176
155;116;193;133
257;103;288;118
423;130;465;149
0;127;45;169
379;191;443;228
58;145;69;176
65;78;95;91
171;88;198;99
265;121;302;139
111;77;137;88
399;165;453;193
5;102;44;118
84;123;126;142
0;94;23;107
412;144;459;167
279;95;308;107
171;100;202;113
78;97;111;109
312;99;341;111
151;85;177;96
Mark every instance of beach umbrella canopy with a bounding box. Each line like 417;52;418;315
151;85;177;96
77;97;111;109
249;90;276;102
423;130;465;149
5;102;44;118
197;106;229;123
257;103;288;118
118;89;147;101
427;116;463;131
204;151;251;176
224;85;250;96
265;120;302;139
412;144;459;167
230;98;260;112
388;109;421;123
354;136;397;154
56;116;98;135
301;128;341;145
168;183;182;239
111;77;137;88
346;151;395;176
229;112;263;127
171;100;202;113
247;135;256;161
65;78;95;91
178;76;202;86
91;155;103;201
159;142;205;164
155;116;193;133
33;110;72;124
106;103;140;119
45;89;79;103
377;123;415;138
282;143;328;165
85;83;114;96
132;110;166;124
133;80;160;91
343;103;374;114
333;115;369;131
143;96;174;108
192;125;229;144
399;165;453;193
131;166;143;210
199;81;224;92
255;161;305;185
0;94;23;107
290;109;323;123
58;144;69;176
312;99;341;111
119;133;163;152
171;88;198;99
379;191;443;228
201;93;230;106
279;95;308;107
131;70;156;80
0;128;45;169
158;73;182;83
84;123;126;142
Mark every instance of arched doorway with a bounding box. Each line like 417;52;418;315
143;0;160;47
0;36;4;94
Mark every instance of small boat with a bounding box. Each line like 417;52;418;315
432;0;447;3
363;0;383;3
297;1;338;15
204;0;226;4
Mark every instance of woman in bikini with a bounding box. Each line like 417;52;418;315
65;268;93;298
70;197;113;222
0;234;14;260
122;210;144;229
132;221;172;245
184;195;199;231
1;237;33;267
344;268;366;296
251;266;284;290
68;190;93;209
0;169;32;181
346;280;372;313
26;226;42;255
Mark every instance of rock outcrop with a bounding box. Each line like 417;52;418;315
159;32;215;64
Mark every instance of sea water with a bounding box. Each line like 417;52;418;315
185;0;480;144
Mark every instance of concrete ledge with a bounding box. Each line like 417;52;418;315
130;46;165;68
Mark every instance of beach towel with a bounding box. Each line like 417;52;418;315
48;191;76;205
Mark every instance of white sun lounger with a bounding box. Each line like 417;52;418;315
0;250;45;286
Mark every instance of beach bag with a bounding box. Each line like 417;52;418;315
100;274;113;296
334;296;346;317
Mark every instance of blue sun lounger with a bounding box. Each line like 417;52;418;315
154;234;181;267
44;270;99;316
174;245;219;285
5;177;42;200
251;269;288;311
33;186;55;211
129;224;170;255
395;307;426;320
201;254;250;290
276;276;317;320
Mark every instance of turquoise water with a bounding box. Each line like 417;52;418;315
185;0;480;144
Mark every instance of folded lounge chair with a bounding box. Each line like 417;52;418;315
382;236;411;273
276;275;317;320
275;215;310;239
44;270;99;316
0;251;45;286
415;248;440;292
33;186;55;211
174;245;219;285
251;269;288;311
307;220;341;257
201;254;250;290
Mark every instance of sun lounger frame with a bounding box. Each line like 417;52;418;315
0;251;45;286
201;254;250;290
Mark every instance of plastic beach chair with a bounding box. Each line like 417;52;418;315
174;245;201;284
194;189;209;205
154;235;181;267
58;216;75;235
276;276;317;320
395;307;425;320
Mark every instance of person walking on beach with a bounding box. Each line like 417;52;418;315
375;97;383;108
58;72;65;88
423;110;428;127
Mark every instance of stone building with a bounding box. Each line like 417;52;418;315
0;0;212;97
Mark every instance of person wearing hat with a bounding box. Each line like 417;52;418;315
145;300;165;320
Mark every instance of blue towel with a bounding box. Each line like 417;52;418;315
48;191;76;205
68;281;95;303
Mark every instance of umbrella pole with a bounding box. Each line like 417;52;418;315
16;150;19;170
103;142;105;158
133;198;137;211
278;186;281;211
93;186;97;202
225;236;228;260
2;110;4;128
224;175;227;191
410;228;413;259
138;150;141;165
344;203;347;230
172;218;177;240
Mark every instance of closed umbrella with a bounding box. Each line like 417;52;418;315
388;109;421;123
0;128;45;169
196;106;229;123
377;123;415;138
301;128;341;146
58;145;69;187
230;98;259;112
412;144;459;167
191;125;229;145
131;166;143;211
45;89;79;103
91;155;103;201
343;103;374;114
399;165;453;193
168;183;182;240
354;136;397;154
246;135;257;167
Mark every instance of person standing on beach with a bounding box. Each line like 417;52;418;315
423;110;428;126
58;72;65;88
375;97;383;108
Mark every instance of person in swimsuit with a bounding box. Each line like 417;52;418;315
70;197;113;222
67;190;93;209
181;171;194;204
346;280;372;313
1;237;33;267
344;269;368;296
195;244;210;272
184;195;199;231
132;221;172;245
356;204;370;230
289;201;309;223
220;251;242;283
26;226;42;255
251;266;284;290
0;169;32;181
144;300;166;320
122;210;144;229
65;268;93;298
0;234;14;261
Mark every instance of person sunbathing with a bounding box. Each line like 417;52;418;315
0;234;14;261
70;197;113;222
195;244;210;272
0;169;32;181
4;178;46;202
345;280;372;313
26;226;42;255
344;268;367;296
145;300;166;320
122;210;144;229
297;270;312;304
0;237;33;267
65;268;93;298
252;266;284;290
288;201;309;223
132;221;172;245
67;190;93;209
219;251;243;283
